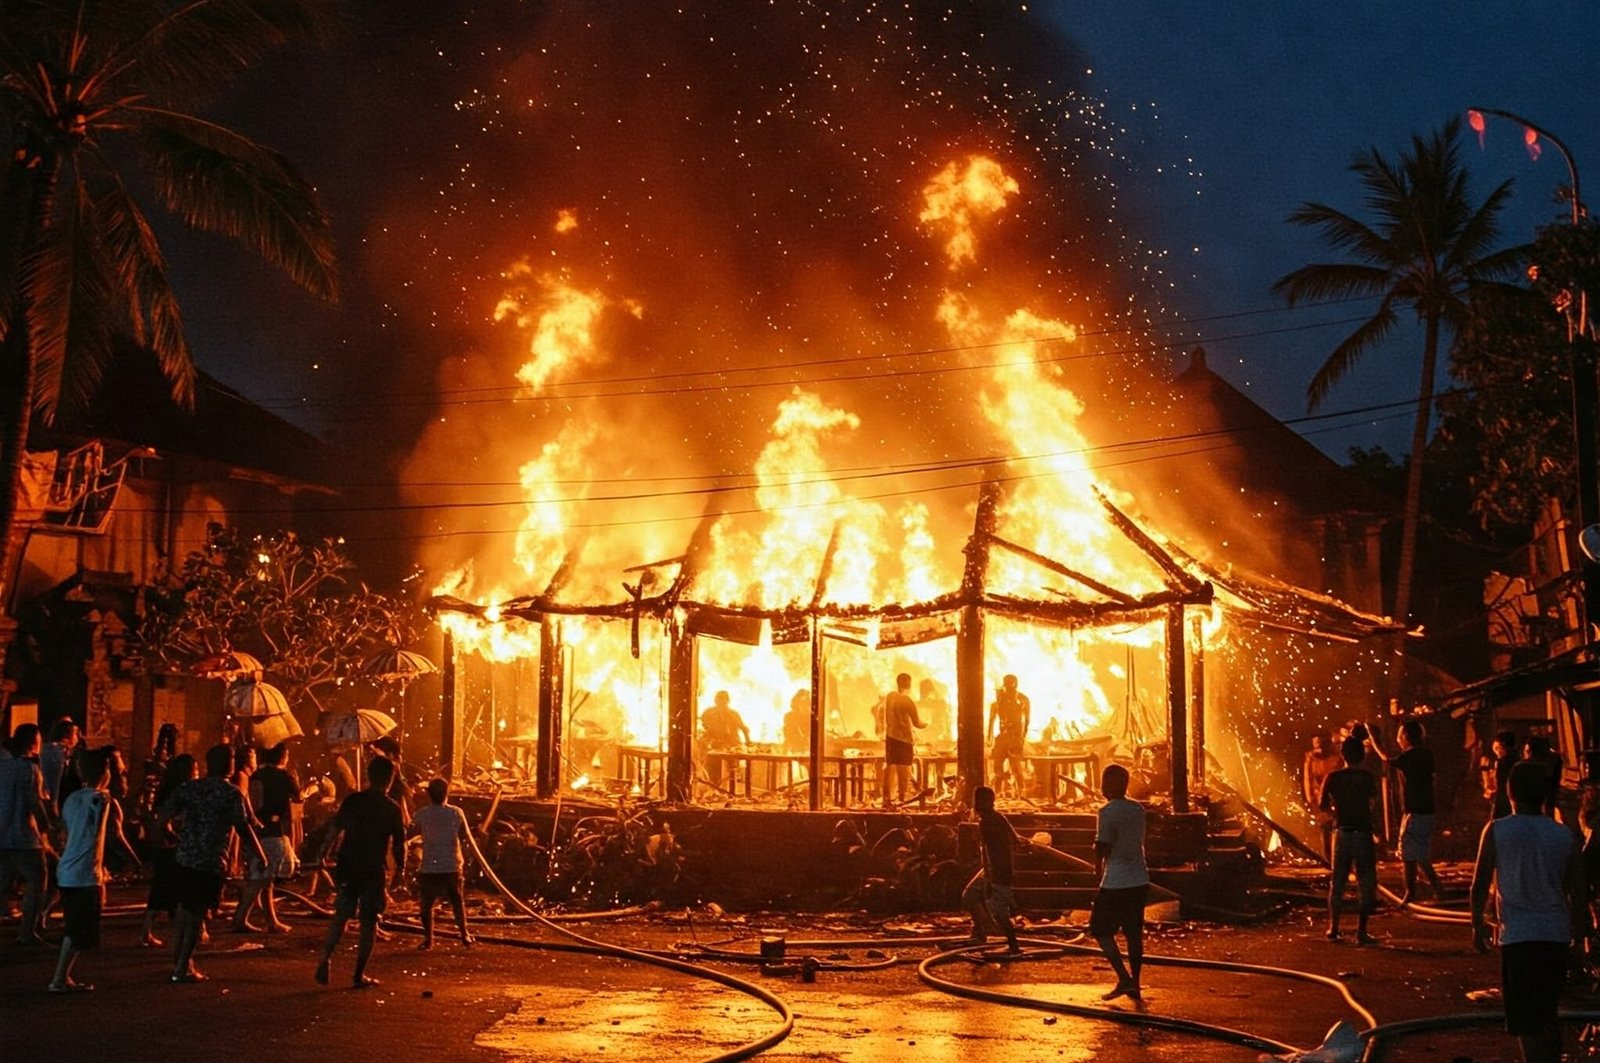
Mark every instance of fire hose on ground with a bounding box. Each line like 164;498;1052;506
278;787;1592;1062
456;825;794;1063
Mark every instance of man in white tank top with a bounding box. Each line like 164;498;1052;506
1470;760;1589;1063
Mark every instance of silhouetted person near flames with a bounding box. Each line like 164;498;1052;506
1522;736;1563;818
699;690;750;794
1484;730;1518;820
988;675;1030;799
919;678;952;748
881;673;924;807
962;785;1032;954
783;689;811;755
1370;719;1445;904
1321;736;1380;944
1302;729;1341;862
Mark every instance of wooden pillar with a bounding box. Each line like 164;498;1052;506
666;617;695;803
535;616;564;798
956;604;986;800
130;672;155;796
1188;614;1206;794
440;630;461;778
956;484;1000;802
1166;604;1189;813
809;619;825;811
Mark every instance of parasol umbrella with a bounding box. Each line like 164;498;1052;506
360;647;437;741
224;679;290;719
359;648;437;683
194;650;264;681
323;708;397;747
249;709;304;750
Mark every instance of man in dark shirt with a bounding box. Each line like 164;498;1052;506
315;756;406;989
233;742;302;933
960;785;1034;954
1372;720;1445;904
158;744;265;983
1320;736;1379;944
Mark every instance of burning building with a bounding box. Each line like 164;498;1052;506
395;6;1401;826
423;154;1398;816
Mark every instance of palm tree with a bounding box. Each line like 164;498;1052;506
1274;117;1523;630
0;0;339;605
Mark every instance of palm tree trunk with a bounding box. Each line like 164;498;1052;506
0;152;63;615
1392;314;1441;639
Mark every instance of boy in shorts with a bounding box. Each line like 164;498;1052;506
410;777;474;949
50;748;136;991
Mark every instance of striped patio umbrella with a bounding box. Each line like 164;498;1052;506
359;647;438;683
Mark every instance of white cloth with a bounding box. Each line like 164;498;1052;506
56;788;110;888
1490;813;1576;945
412;803;469;874
1095;797;1149;889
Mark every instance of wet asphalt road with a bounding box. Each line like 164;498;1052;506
0;885;1570;1062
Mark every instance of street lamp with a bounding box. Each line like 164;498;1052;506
1468;107;1583;226
1468;107;1600;770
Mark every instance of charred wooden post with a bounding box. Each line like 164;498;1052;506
804;525;843;812
1166;604;1189;813
535;616;564;797
1189;613;1206;793
809;618;825;811
666;615;696;802
440;630;461;778
957;483;1001;800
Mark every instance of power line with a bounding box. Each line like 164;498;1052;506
115;390;1419;527
233;308;1380;413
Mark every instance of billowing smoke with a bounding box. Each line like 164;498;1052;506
385;1;1224;602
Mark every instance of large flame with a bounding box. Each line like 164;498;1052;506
439;152;1178;760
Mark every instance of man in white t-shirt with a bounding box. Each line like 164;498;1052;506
409;777;473;949
1092;763;1149;1001
50;748;136;992
1471;759;1589;1063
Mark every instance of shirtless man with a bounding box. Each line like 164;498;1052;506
988;675;1030;799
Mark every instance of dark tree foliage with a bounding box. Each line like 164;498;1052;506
1436;221;1600;534
140;524;417;714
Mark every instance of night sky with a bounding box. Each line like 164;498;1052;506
154;1;1599;577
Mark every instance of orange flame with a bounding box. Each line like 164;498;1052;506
919;155;1019;266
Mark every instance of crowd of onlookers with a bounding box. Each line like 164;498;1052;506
0;718;475;993
1304;717;1591;1063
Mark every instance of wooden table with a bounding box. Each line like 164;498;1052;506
1030;752;1101;805
704;750;810;798
821;754;872;806
617;745;669;797
916;752;960;794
